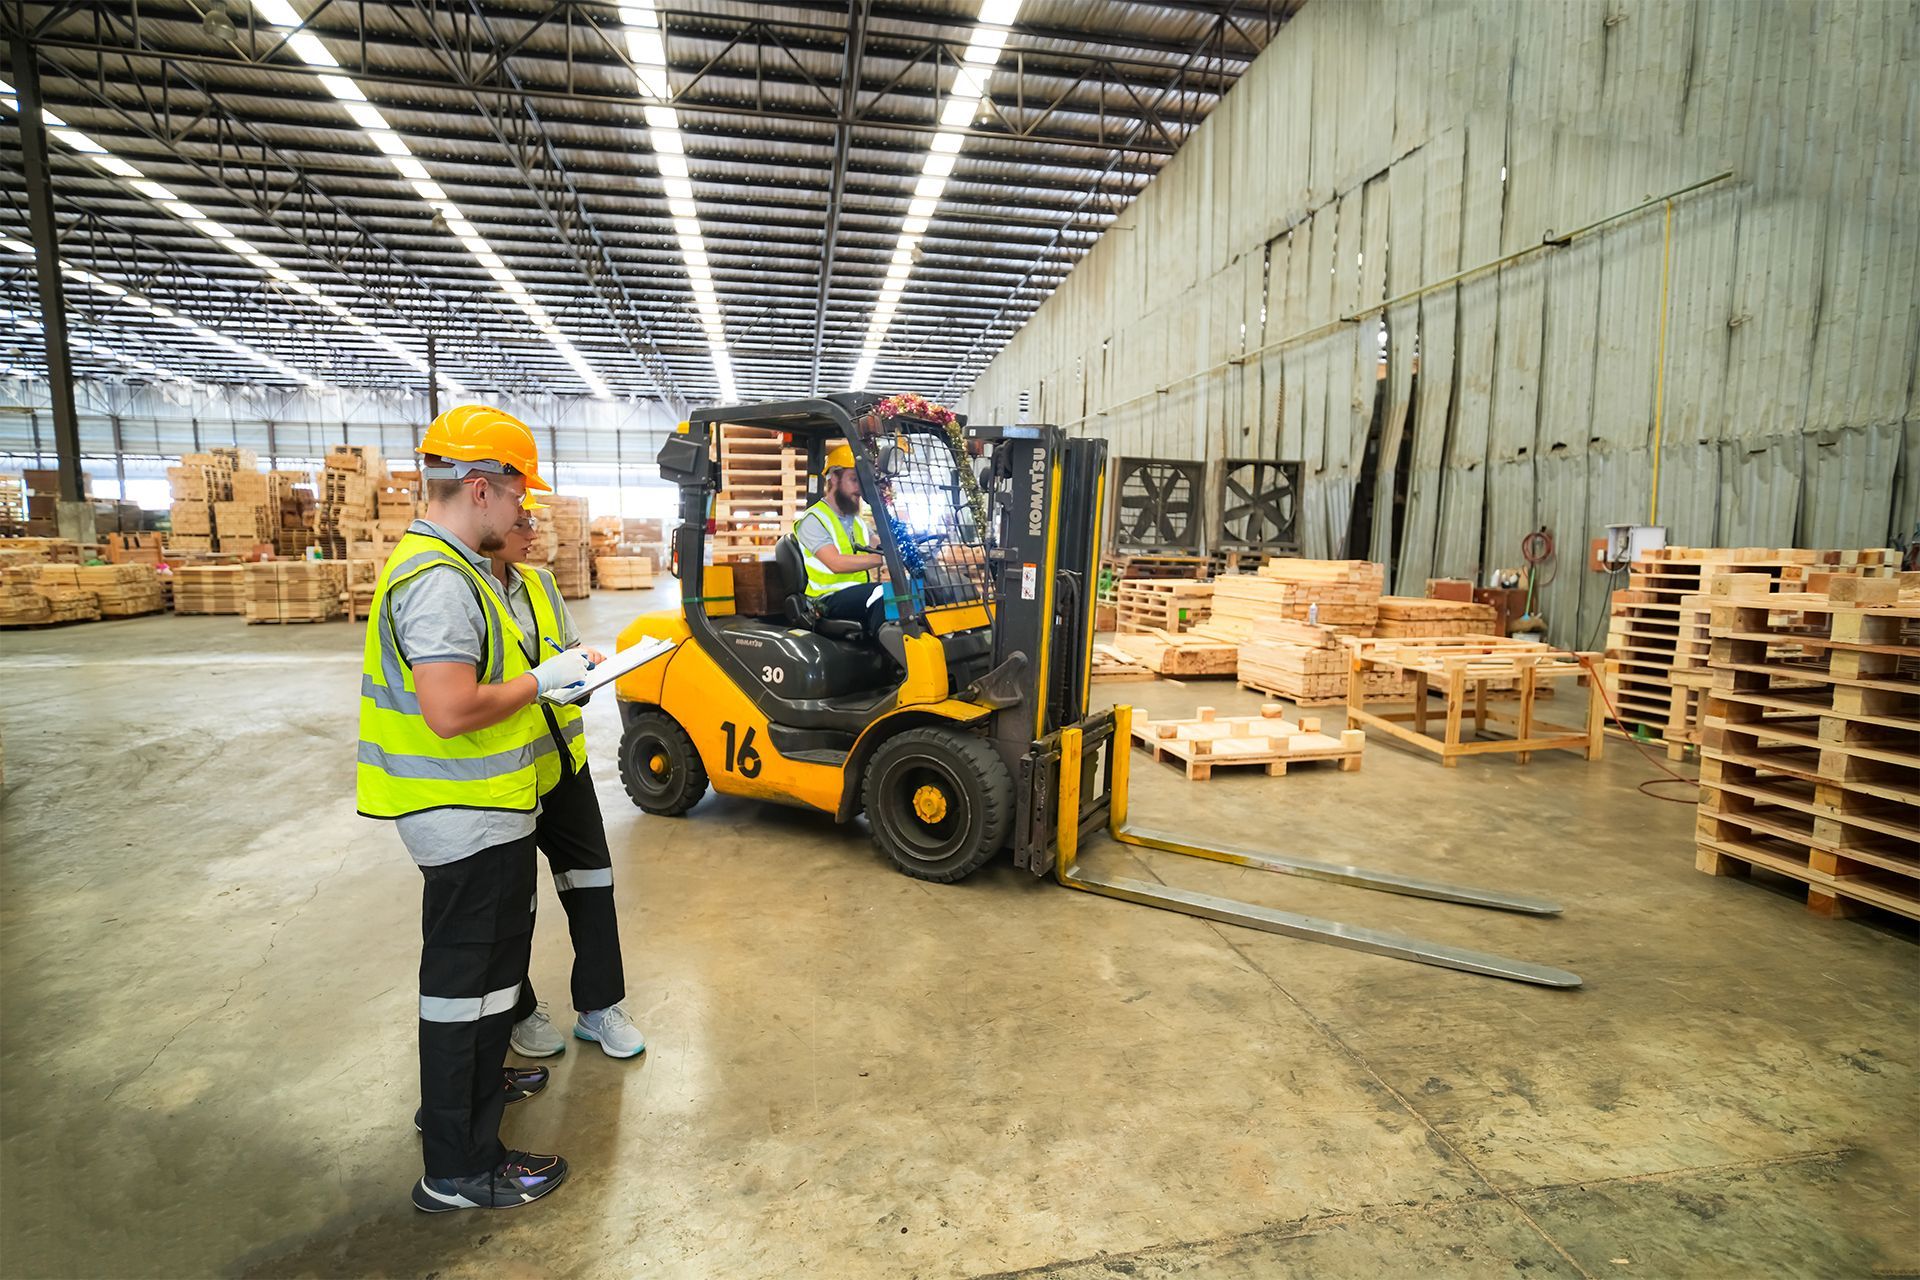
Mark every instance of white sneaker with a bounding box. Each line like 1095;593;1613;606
573;1004;646;1059
510;1004;567;1058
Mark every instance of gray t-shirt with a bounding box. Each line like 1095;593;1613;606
796;503;866;558
385;518;539;867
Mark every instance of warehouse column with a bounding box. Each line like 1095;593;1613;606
10;37;94;544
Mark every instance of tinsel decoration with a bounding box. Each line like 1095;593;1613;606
865;392;988;538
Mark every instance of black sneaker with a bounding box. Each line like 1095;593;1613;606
413;1066;550;1132
411;1151;568;1212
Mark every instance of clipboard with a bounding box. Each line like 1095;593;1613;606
543;636;676;705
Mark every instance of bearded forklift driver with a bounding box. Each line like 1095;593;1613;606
792;442;886;640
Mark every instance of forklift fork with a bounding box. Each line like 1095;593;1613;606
1051;708;1583;988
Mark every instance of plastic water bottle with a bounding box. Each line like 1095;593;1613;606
1308;601;1320;625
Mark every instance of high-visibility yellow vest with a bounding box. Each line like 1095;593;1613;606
794;499;871;598
513;562;589;795
355;530;583;819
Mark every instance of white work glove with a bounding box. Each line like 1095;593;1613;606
530;647;595;698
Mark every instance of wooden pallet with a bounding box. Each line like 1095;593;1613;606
1695;573;1920;921
1132;705;1364;780
1092;642;1156;683
1342;636;1602;767
1115;579;1213;634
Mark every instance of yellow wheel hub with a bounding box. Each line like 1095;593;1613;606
911;783;949;824
649;752;669;775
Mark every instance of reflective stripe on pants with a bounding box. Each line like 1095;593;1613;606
516;762;626;1020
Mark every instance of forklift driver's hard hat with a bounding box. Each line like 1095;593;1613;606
419;404;552;492
823;442;856;474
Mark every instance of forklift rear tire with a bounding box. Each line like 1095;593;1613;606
620;711;708;816
862;727;1013;883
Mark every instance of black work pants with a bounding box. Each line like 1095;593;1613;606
417;834;536;1179
515;759;626;1017
819;581;886;640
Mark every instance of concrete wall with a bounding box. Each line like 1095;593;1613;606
961;0;1919;647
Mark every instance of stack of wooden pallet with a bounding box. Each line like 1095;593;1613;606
546;495;592;599
595;556;655;590
713;424;804;562
244;561;347;623
268;471;317;558
1115;579;1212;634
212;466;275;552
1132;705;1366;781
1091;642;1155;683
1606;546;1897;757
1375;596;1498;637
173;565;248;615
318;446;383;561
0;474;24;536
1694;573;1918;922
343;471;418;562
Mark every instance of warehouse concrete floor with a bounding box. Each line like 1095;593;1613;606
1;591;1915;1279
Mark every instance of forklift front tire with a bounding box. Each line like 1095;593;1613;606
862;727;1013;883
620;710;708;816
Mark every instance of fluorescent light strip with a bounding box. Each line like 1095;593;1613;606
621;0;735;402
3;306;196;385
0;77;462;396
242;5;608;400
848;0;1020;391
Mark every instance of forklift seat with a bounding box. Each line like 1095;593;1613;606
772;536;865;643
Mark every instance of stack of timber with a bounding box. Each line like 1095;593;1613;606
0;537;84;566
0;580;98;626
1208;559;1384;640
1115;579;1213;634
1237;620;1411;706
1343;636;1602;767
1375;596;1498;638
345;469;418;562
1132;705;1365;781
1;563;164;621
595;556;655;590
1694;573;1919;923
244;561;348;623
545;495;592;599
713;424;803;561
173;565;248;615
1606;546;1897;757
345;559;380;623
1091;642;1155;683
317;446;384;560
1113;628;1238;677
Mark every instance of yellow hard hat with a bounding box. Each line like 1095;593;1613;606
420;404;551;491
520;492;548;512
823;442;856;473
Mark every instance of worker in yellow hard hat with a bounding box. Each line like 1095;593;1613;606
791;438;886;639
356;404;608;1214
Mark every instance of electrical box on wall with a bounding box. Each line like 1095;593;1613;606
1592;523;1666;571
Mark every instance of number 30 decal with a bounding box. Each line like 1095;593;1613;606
720;721;763;778
760;664;785;685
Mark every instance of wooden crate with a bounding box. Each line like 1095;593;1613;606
1343;636;1603;767
1694;573;1919;922
173;565;248;615
1132;705;1365;781
595;555;655;589
243;561;346;623
1115;579;1213;634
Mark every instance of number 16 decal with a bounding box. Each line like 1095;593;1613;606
720;721;763;778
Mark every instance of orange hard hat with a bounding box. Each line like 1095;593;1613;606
420;404;551;492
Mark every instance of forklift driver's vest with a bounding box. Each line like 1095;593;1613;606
356;530;584;819
794;499;871;598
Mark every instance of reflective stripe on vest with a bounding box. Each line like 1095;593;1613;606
515;563;590;789
355;530;553;820
794;500;871;598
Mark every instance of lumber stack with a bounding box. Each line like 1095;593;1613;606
713;424;804;562
1;563;165;620
317;446;384;560
342;468;418;562
595;556;655;590
1091;642;1155;683
0;582;98;625
172;564;248;615
1606;546;1898;757
1209;559;1385;639
1237;625;1411;706
1375;596;1498;638
1115;579;1212;634
268;471;317;558
1694;572;1919;923
1113;628;1238;677
244;561;348;623
0;537;83;567
546;495;591;599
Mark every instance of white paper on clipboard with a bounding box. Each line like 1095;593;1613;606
544;636;675;705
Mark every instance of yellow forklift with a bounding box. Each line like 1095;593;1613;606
612;394;1580;987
